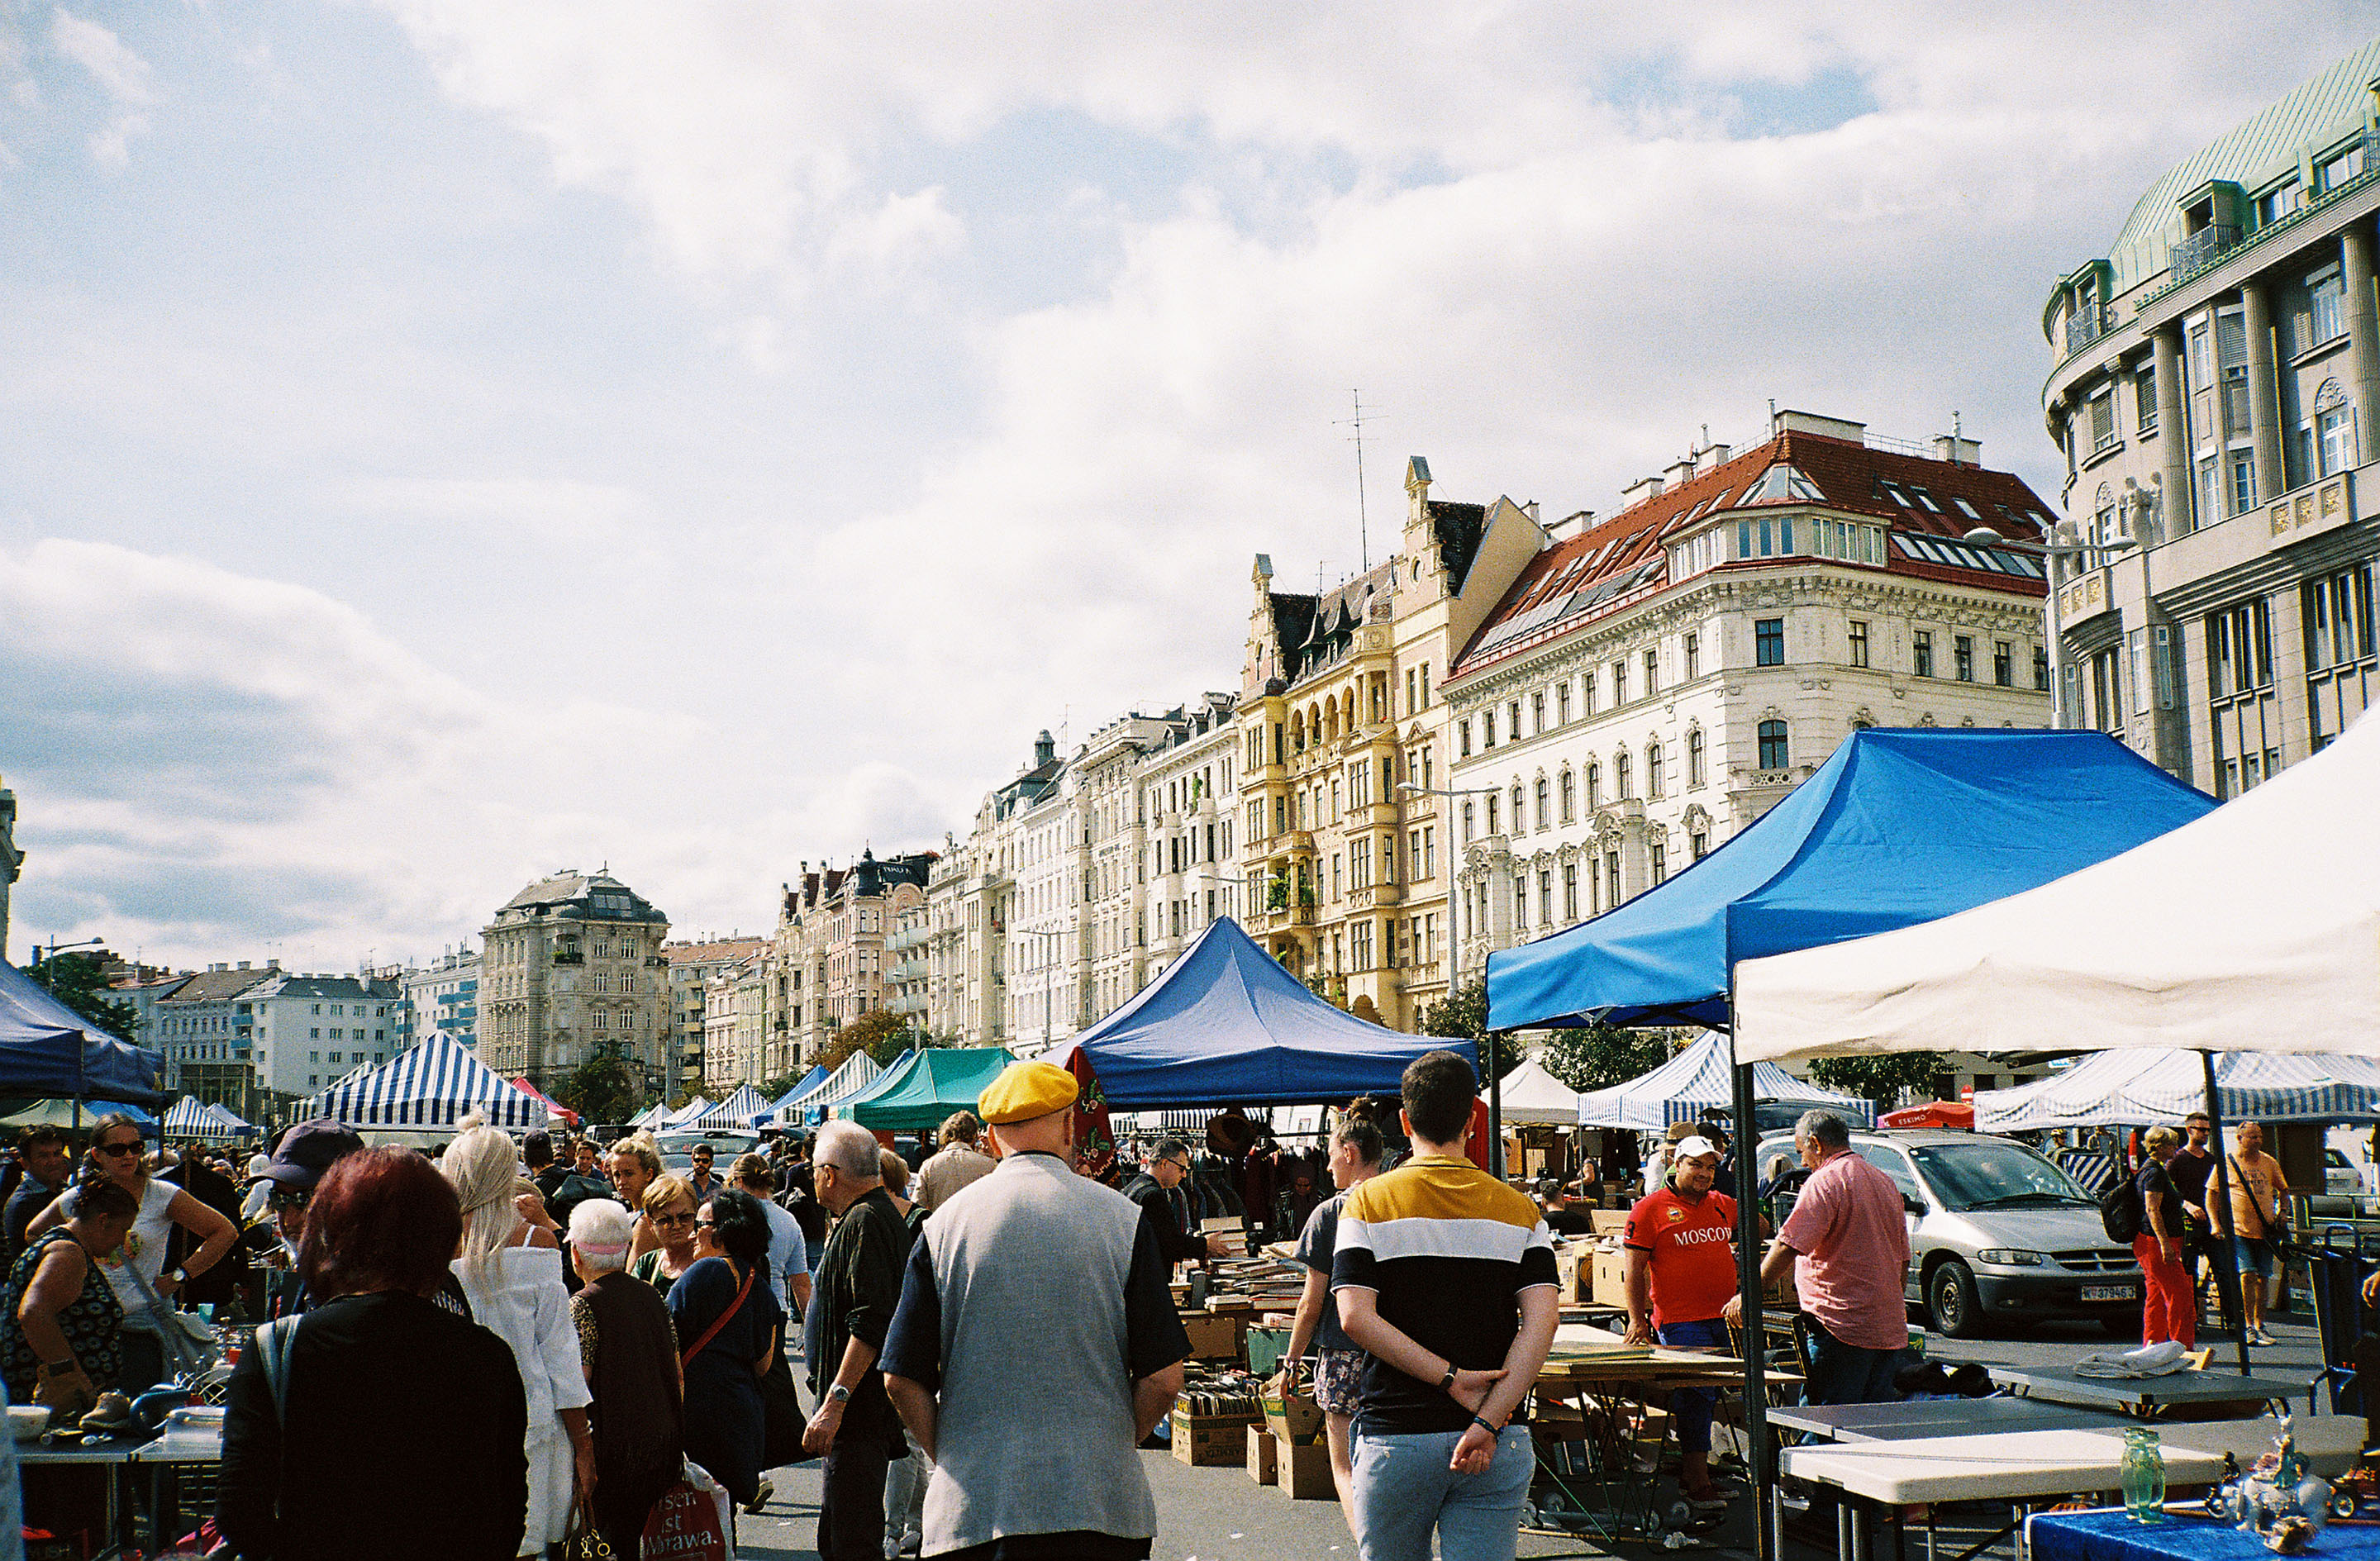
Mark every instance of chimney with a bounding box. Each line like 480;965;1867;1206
236;960;250;970
1621;476;1666;509
1664;457;1697;489
1932;433;1983;465
1694;441;1731;474
1523;500;1540;524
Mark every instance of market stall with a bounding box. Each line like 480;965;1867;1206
0;1097;155;1130
1573;1030;1872;1130
509;1076;579;1128
317;1034;549;1130
1975;1048;2380;1132
771;1051;883;1126
663;1095;713;1127
1877;1100;1973;1130
840;1047;1016;1133
159;1097;239;1138
754;1063;830;1125
202;1102;255;1135
1497;1059;1581;1126
687;1083;771;1130
0;957;163;1107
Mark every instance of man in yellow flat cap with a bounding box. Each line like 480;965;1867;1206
882;1062;1190;1560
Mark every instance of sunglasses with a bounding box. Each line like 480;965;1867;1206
271;1189;312;1211
653;1211;698;1229
95;1140;143;1157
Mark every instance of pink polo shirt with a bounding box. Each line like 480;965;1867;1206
1778;1149;1909;1350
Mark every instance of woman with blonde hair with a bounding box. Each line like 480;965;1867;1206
607;1133;665;1260
630;1173;703;1289
442;1121;597;1557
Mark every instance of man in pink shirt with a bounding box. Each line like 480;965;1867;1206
1725;1111;1908;1404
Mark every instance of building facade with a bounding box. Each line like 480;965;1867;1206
773;851;935;1077
2042;40;2380;794
1443;412;2058;971
153;965;270;1116
1233;462;1547;1028
478;871;671;1092
399;949;481;1051
244;971;402;1100
662;937;765;1094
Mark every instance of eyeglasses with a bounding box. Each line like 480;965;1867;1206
95;1140;142;1157
270;1189;312;1211
653;1211;697;1230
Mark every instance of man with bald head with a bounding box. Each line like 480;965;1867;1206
883;1062;1189;1561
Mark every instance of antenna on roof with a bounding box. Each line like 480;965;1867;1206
1335;390;1378;572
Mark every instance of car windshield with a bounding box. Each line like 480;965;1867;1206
1908;1141;2092;1211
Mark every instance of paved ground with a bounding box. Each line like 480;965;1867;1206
733;1311;2331;1559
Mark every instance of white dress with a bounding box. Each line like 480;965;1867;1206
450;1242;593;1554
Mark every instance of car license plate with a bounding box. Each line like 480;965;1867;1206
2081;1284;2138;1302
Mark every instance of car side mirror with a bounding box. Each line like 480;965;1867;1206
1902;1195;1927;1216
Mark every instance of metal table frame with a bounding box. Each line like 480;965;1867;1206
1987;1365;2316;1417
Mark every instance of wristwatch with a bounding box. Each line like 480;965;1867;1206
168;1267;188;1287
827;1384;852;1406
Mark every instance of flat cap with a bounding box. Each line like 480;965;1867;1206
978;1061;1079;1126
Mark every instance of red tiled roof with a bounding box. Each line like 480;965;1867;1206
665;938;766;964
1448;431;2057;682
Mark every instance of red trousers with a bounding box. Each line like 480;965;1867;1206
2133;1233;2196;1347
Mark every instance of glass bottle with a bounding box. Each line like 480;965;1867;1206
2121;1426;2166;1522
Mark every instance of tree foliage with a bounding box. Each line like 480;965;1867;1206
28;952;139;1041
1536;1024;1674;1092
1806;1052;1944;1108
1416;981;1521;1080
554;1052;640;1126
815;1010;914;1071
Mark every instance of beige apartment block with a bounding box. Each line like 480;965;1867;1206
662;936;764;1096
478;870;669;1093
2042;39;2380;795
1234;460;1547;1027
774;850;934;1073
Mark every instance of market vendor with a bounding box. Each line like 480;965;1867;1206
1621;1135;1748;1512
1122;1138;1229;1264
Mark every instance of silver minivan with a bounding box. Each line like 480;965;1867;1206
1761;1128;2144;1338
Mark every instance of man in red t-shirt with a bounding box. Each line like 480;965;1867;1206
1622;1135;1738;1509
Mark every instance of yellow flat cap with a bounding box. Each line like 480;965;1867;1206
978;1060;1079;1125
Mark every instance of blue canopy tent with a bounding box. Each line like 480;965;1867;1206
1488;729;2218;1033
1484;728;2218;1554
0;959;163;1107
755;1064;831;1126
1070;916;1477;1108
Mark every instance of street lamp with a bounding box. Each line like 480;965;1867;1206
1397;781;1512;1175
32;935;105;969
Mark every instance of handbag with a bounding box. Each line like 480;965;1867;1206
125;1255;221;1379
562;1502;616;1561
640;1457;735;1561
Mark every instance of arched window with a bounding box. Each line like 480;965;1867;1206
2092;483;2117;547
1511;784;1526;830
1535;778;1551;828
1615;751;1633;799
1559;769;1575;823
2314;378;2357;477
1645;743;1664;800
1687;729;1706;788
1586;762;1601;809
1461;801;1475;842
1759;719;1790;771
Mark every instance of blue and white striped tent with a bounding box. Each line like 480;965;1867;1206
205;1102;254;1133
769;1053;882;1126
664;1096;713;1128
302;1063;371;1120
624;1104;669;1130
688;1085;769;1130
319;1035;549;1130
1978;1047;2380;1133
161;1097;235;1137
1573;1030;1873;1131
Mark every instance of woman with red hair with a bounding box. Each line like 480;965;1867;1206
217;1146;531;1560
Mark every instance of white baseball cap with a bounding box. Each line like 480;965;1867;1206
1674;1135;1722;1162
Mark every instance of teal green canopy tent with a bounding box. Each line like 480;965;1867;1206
842;1047;1016;1133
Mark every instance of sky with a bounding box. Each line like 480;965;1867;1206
2;2;2374;973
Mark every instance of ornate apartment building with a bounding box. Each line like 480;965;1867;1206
769;850;934;1078
478;871;670;1092
2042;39;2380;795
1233;462;1548;1029
664;936;764;1093
1441;411;2057;980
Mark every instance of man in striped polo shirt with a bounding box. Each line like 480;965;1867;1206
1333;1051;1560;1561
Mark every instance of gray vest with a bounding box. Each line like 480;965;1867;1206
921;1151;1155;1552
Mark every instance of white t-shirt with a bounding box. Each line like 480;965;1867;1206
758;1194;803;1306
64;1176;179;1317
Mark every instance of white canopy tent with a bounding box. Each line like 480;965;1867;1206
1574;1030;1873;1130
1976;1048;2380;1132
664;1096;714;1128
687;1085;770;1130
1735;710;2380;1064
1497;1059;1581;1126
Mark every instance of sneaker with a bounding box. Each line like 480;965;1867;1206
2247;1327;2274;1345
1678;1486;1730;1512
743;1477;774;1516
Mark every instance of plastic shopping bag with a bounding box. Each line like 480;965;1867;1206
639;1457;737;1560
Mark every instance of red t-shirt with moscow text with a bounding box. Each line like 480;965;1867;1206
1623;1186;1739;1327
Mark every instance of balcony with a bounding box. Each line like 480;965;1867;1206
2170;223;2242;284
1266;904;1316;930
2063;303;2113;356
550;951;584;966
1349;883;1403;910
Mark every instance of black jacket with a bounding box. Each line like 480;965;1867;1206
1124;1173;1206;1265
218;1292;526;1561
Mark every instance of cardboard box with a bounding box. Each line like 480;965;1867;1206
1246;1423;1278;1483
1262;1376;1325;1446
1591;1247;1631;1308
1553;1240;1581;1300
1181;1313;1239;1360
1591;1208;1631;1237
1279;1435;1335;1500
1171;1406;1258;1466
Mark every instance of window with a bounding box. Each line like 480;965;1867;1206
2314;380;2357;475
2303;567;2374;671
2088;388;2116;454
1507;700;1521;740
1691;830;1709;860
1459;720;1472;757
1645;744;1664;800
2091;646;2124;735
1643;650;1659;696
2259;179;2303;226
1535;778;1550;828
1848;620;1869;668
2230;450;2258;516
1993;640;2013;687
2136;361;2158;433
1683;632;1699;680
1611;659;1628;703
1754;618;1784;666
1757;720;1789;771
2035;645;2051;691
1511;784;1526;830
2318;140;2368;193
1482;711;1496;749
1563;864;1579;921
1556;681;1572;724
1615;751;1632;799
1531;691;1546;733
1585;763;1601;809
1687;729;1706;788
2207;599;2274;695
1650;840;1667;886
2311;269;2345;346
1539;869;1554;926
1485;794;1500;834
1462;801;1475;842
1581;671;1597;716
1954;635;1975;682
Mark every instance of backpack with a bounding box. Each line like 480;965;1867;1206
2099;1169;2144;1242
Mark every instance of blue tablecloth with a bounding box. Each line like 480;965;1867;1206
2030;1508;2380;1561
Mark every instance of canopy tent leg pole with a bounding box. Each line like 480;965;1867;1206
1731;1042;1773;1561
2201;1049;2252;1376
1489;1034;1506;1178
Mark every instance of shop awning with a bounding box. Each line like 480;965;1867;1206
1069;916;1476;1108
0;959;163;1106
1488;729;2216;1032
1975;1049;2380;1131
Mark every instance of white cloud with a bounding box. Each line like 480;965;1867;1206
48;9;150;104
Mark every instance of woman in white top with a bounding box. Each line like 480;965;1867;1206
30;1113;236;1392
442;1120;597;1557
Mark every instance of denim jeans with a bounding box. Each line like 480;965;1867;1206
1654;1316;1730;1451
1350;1425;1533;1561
1802;1318;1902;1406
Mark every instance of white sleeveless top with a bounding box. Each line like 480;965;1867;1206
63;1177;178;1318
